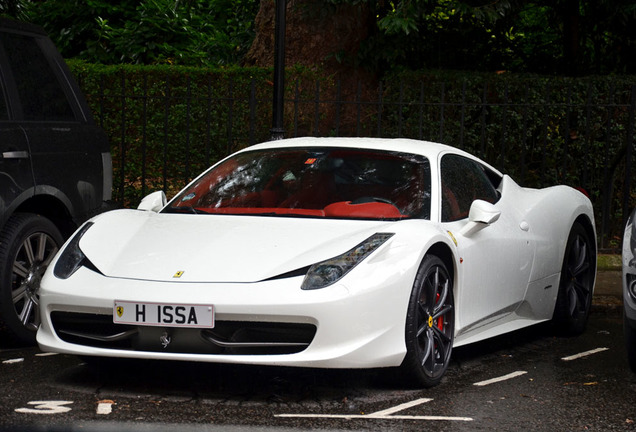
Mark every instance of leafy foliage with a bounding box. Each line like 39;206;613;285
7;0;259;66
334;0;636;75
3;0;635;74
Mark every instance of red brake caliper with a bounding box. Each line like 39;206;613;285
436;292;444;330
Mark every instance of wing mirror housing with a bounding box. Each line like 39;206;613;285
138;191;167;212
459;200;501;237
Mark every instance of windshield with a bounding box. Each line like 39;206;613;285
167;147;431;220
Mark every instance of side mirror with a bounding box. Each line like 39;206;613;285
459;200;501;237
468;199;501;225
138;191;167;212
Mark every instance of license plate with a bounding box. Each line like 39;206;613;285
113;300;214;328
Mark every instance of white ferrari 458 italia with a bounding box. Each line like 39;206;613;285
37;137;596;387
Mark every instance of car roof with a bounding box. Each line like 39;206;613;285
0;18;47;36
241;137;502;175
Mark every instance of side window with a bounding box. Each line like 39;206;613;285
0;32;74;121
440;154;500;222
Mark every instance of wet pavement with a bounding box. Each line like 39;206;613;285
0;257;632;432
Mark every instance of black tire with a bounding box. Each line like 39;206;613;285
400;255;454;388
0;213;63;344
625;313;636;373
552;222;594;335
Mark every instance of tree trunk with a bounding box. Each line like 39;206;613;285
246;0;373;72
561;0;581;75
245;0;378;135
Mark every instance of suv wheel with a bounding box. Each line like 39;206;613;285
0;213;63;344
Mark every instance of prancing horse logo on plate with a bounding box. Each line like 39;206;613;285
116;306;124;318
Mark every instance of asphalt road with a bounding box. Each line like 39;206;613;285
1;306;634;432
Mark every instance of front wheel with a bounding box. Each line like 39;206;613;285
0;213;63;344
400;255;454;388
552;222;594;335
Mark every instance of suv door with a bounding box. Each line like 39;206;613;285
0;75;33;223
0;30;108;223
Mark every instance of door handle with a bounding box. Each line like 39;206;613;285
2;151;29;159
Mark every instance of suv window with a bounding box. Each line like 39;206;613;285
441;154;500;222
0;32;75;121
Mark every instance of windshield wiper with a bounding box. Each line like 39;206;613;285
163;206;204;214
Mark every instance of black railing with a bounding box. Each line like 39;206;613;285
80;71;636;250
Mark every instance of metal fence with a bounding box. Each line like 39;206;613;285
79;71;636;251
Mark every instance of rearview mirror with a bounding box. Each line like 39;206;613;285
137;191;167;212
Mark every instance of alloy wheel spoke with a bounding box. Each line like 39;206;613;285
420;328;434;368
434;281;449;315
432;324;451;344
569;237;589;277
433;304;452;321
12;284;28;304
35;233;48;262
572;280;589;310
21;237;36;267
567;282;578;316
416;322;427;338
433;267;440;294
417;299;428;318
42;245;59;266
13;260;29;279
18;296;35;325
433;329;451;361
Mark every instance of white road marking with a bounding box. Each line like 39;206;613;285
35;352;59;357
276;397;473;421
276;413;474;421
368;398;432;417
561;347;609;361
15;401;73;414
2;358;24;364
473;371;528;387
97;402;114;415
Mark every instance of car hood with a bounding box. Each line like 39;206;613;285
78;209;397;282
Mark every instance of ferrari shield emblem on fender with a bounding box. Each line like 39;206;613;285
173;271;184;278
116;306;124;318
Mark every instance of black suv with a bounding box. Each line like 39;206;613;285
0;18;112;344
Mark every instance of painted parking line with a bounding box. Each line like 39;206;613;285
561;347;609;361
35;352;59;357
473;371;528;387
97;400;115;415
15;401;73;414
2;358;24;364
276;397;473;422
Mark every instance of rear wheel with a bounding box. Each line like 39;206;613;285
552;223;594;335
400;255;454;388
0;213;63;344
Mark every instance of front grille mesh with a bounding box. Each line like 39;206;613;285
50;311;316;355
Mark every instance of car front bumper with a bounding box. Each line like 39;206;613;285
37;264;412;369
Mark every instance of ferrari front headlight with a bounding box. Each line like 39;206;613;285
53;222;94;279
301;233;394;290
